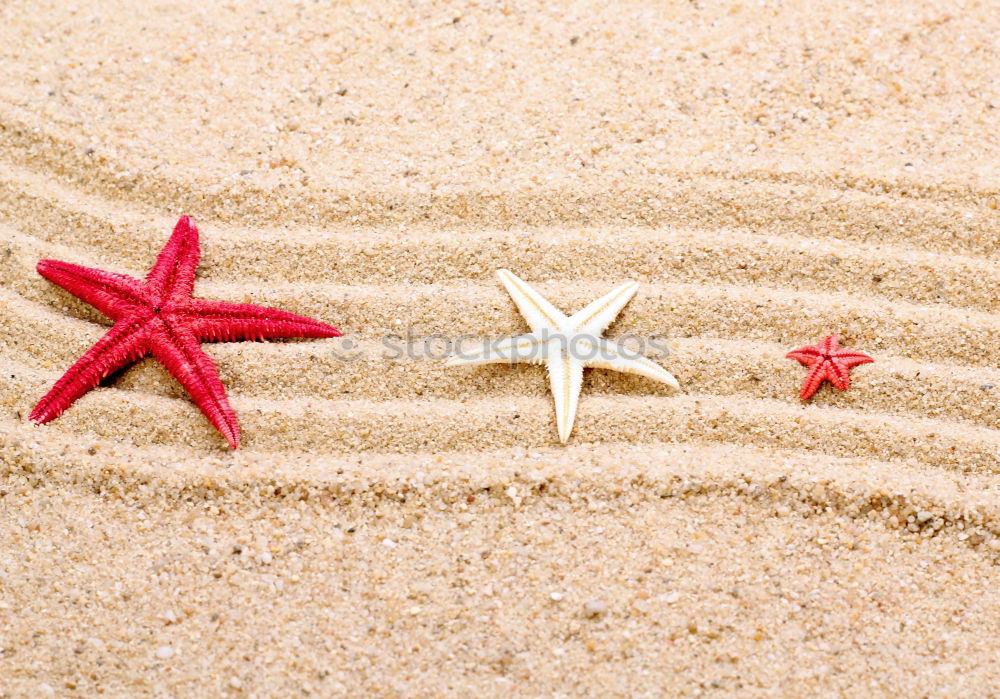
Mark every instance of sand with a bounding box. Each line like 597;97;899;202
1;0;999;695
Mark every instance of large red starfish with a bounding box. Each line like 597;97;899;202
29;216;340;448
786;335;873;400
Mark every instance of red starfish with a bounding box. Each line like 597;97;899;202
786;335;873;400
29;216;340;448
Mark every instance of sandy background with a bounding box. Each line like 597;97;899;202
1;0;1000;696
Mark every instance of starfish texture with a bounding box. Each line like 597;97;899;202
446;269;679;443
30;216;340;448
786;335;873;400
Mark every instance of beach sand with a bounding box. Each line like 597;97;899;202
1;0;999;695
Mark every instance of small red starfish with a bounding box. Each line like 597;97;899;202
786;335;873;400
29;216;340;448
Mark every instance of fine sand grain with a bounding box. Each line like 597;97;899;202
1;0;999;696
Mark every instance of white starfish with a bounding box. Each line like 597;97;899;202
446;269;680;443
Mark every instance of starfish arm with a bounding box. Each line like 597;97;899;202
826;359;854;391
29;317;151;424
445;334;546;366
786;347;823;364
148;317;240;448
579;338;680;389
568;281;639;335
36;259;147;319
798;361;830;400
180;299;341;342
144;216;201;301
547;350;584;443
834;351;875;367
496;269;568;333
